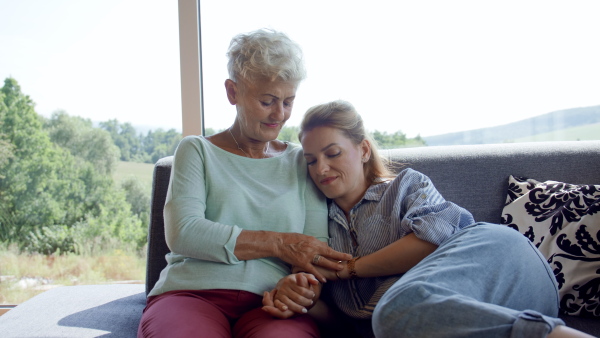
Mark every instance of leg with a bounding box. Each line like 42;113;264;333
233;306;319;338
138;291;232;338
372;223;565;338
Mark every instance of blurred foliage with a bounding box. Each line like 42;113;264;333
100;119;181;164
0;78;144;254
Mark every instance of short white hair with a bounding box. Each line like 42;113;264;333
226;28;306;83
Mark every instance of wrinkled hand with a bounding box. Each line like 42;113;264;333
277;233;351;282
263;289;296;319
262;273;319;319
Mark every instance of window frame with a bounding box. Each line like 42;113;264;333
178;0;204;136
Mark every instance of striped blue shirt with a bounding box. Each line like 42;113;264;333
325;168;475;319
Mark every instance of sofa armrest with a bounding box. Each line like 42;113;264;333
0;284;145;337
145;156;173;295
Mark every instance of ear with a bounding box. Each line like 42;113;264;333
360;139;371;162
225;79;238;105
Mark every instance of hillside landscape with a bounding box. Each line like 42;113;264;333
423;105;600;146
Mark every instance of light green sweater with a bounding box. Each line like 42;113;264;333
148;136;328;297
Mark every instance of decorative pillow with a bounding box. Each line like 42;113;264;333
501;175;600;317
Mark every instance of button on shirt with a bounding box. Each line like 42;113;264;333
325;168;476;319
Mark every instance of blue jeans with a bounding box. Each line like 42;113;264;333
372;223;565;338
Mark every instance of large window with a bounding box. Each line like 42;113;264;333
0;0;180;305
198;0;600;145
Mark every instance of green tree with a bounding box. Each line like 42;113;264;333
45;111;120;175
204;127;217;136
121;176;150;231
0;78;77;244
371;130;426;149
142;128;182;163
0;78;145;253
277;125;300;144
99;119;145;162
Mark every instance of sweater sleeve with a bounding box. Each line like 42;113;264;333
163;136;242;264
397;169;475;245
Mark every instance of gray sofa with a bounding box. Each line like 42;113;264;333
1;141;599;337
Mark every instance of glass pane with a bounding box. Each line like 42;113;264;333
200;0;600;146
0;0;180;305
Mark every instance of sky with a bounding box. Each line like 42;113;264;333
2;0;599;138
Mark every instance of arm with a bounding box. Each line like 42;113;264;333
396;169;475;246
262;234;436;319
165;137;350;280
336;170;471;278
337;233;437;279
235;230;349;281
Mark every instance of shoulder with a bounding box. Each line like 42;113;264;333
382;168;436;198
177;134;205;148
172;135;218;167
281;142;304;163
393;168;432;185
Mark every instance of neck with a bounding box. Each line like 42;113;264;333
228;127;270;159
335;181;371;217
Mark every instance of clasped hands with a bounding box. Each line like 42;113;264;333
262;255;351;319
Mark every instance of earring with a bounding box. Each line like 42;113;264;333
362;158;368;162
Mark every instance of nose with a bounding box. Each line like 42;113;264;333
270;102;285;120
317;159;329;175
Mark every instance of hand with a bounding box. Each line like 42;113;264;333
275;273;319;313
312;261;347;281
262;289;295;319
262;273;320;318
277;233;352;282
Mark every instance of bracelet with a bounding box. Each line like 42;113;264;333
347;256;361;279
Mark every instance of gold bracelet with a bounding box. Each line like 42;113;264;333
347;256;361;279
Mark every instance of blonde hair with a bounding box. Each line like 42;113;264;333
227;28;306;83
299;100;395;184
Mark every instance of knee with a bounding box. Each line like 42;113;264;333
472;223;530;249
372;281;430;337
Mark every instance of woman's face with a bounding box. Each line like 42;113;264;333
226;77;298;142
301;126;370;212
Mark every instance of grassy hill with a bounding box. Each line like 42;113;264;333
424;105;600;146
509;122;600;143
113;161;155;190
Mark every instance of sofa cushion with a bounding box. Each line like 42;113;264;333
501;175;600;317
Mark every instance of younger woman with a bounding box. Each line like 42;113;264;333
263;100;592;338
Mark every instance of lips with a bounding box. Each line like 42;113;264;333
320;176;337;185
263;123;279;128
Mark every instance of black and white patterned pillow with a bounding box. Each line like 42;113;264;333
501;175;600;317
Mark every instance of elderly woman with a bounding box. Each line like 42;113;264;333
137;30;351;338
263;100;592;338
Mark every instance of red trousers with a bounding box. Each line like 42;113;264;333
137;289;319;338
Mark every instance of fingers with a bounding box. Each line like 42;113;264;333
294;273;320;288
321;247;353;263
262;291;296;319
276;232;351;282
318;258;346;272
274;282;315;307
303;265;327;283
275;294;311;315
263;290;296;319
262;289;275;307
